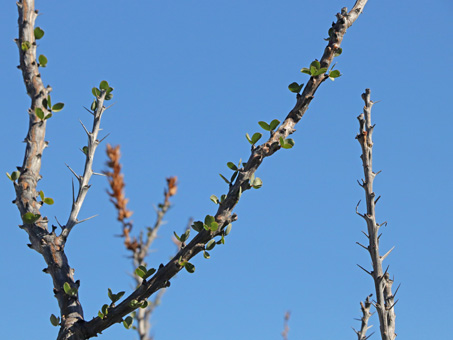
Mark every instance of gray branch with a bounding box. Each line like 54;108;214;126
355;89;397;340
353;294;374;340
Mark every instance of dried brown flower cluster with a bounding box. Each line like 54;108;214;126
104;144;138;251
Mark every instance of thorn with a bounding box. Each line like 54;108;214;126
98;133;110;144
356;200;364;217
356;241;368;251
357;264;372;276
393;283;401;297
378;221;388;228
92;172;106;177
381;246;395;261
374;195;381;205
387;299;399;311
76;214;98;224
356;179;364;187
105;102;116;110
83;106;95;115
375;170;382;176
361;230;369;238
79;120;90;136
383;265;390;277
55;216;63;228
43;267;49;273
27;244;33;249
65;163;81;181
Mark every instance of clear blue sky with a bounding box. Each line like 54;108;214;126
1;0;452;339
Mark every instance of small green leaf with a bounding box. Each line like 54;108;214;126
123;316;133;329
313;68;328;76
329;69;342;80
34;27;45;40
39;190;45;201
185;262;195;273
206;239;216;251
22;212;40;224
310;60;321;70
105;93;113;100
252;177;263;189
227;162;238;171
334;47;343;57
280;137;295;149
99;80;110;91
209;222;219;231
101;304;109;316
35;107;44;120
203;251;210;259
82;146;89;155
63;282;77;296
225;224;232;236
192;221;204;232
173;231;181;241
10;171;20;181
107;288;114;301
130;300;139;308
50;314;60;327
258;121;271;131
245;133;253;145
44;113;52;120
38;54;48;67
92;87;101;97
21;41;31;51
180;229;190;243
220;194;227;203
139;300;149;309
301;68;311;75
219;173;230;184
230;171;238;184
204;215;215;228
6;172;12;181
135;266;147;278
52;103;64;112
237;186;242;201
310;65;317;76
43;197;54;205
47;95;52;109
288;82;304;94
216;235;225;245
210;195;219;204
251;132;262;144
145;268;156;278
91;100;97;111
269;119;280;131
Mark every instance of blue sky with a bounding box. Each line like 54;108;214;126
1;0;452;339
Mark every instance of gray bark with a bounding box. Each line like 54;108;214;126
355;89;397;340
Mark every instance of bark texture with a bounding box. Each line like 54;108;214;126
355;89;397;340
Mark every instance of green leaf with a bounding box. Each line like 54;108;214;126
237;186;242;201
135;266;147;278
130;300;139;308
203;251;210;259
91;100;97;111
313;68;327;76
269;119;280;131
309;65;317;76
216;235;225;245
251;132;262;144
252;177;263;189
34;27;45;40
204;215;215;228
220;194;227;203
225;224;232;236
209;222;219;231
105;93;113;100
39;190;45;201
258;121;271;131
230;170;238;184
310;60;321;70
227;162;238;171
139;300;149;309
180;229;190;243
185;262;195;273
47;95;52;109
123;316;133;329
219;173;230;184
301;68;311;75
35;107;44;120
99;80;110;91
98;311;104;319
21;41;31;51
145;268;156;278
173;231;181;241
101;304;109;316
329;69;342;80
92;87;100;97
43;197;54;205
192;221;204;232
22;212;40;224
334;47;343;57
38;54;48;67
52;103;64;112
50;314;60;327
63;282;77;296
6;172;12;181
11;171;20;181
210;195;219;204
245;133;253;144
82;146;89;155
288;82;304;94
107;288;114;301
206;239;216;251
44;113;52;120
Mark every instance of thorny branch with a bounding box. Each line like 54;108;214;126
81;1;370;337
12;0;369;339
353;294;374;340
355;89;397;340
